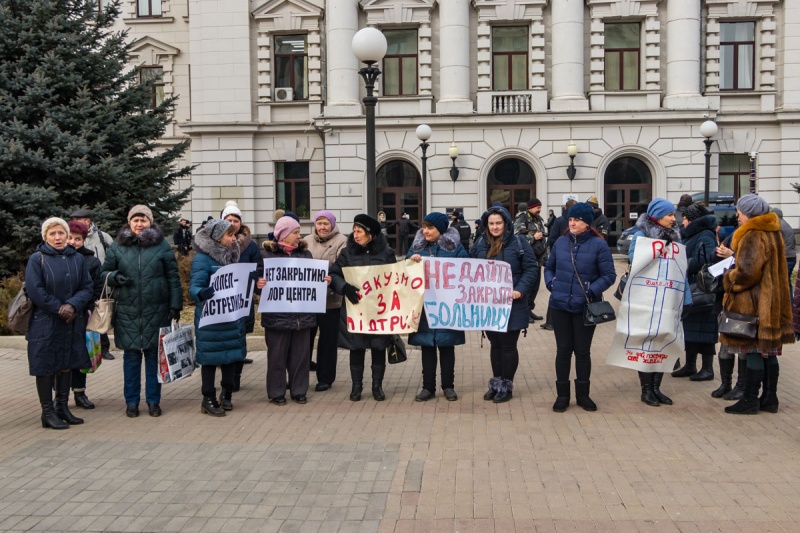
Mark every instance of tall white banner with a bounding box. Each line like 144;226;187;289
198;263;258;328
606;237;687;372
258;258;328;314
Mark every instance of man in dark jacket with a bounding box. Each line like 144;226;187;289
173;217;193;255
772;207;796;295
546;199;576;249
675;193;694;227
586;196;610;241
515;198;547;321
450;210;472;251
397;213;417;256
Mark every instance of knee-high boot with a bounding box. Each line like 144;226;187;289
672;353;697;378
371;365;386;401
723;357;746;400
349;365;364;401
690;353;715;381
759;360;779;413
711;357;734;398
652;372;672;405
54;372;83;425
639;372;659;406
36;375;67;429
725;366;762;415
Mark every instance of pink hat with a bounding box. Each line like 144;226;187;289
273;216;300;242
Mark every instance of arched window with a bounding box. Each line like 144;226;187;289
604;156;653;246
486;158;536;213
376;160;421;254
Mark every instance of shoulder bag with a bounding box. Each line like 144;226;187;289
569;241;616;326
613;265;630;301
388;334;407;364
7;254;43;334
86;274;115;334
718;277;758;340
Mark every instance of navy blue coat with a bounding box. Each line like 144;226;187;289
237;225;262;333
470;206;538;332
681;214;719;344
544;230;616;314
406;227;468;347
190;231;246;366
25;244;93;376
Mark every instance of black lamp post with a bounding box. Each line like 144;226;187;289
352;28;388;216
700;119;718;206
416;124;432;214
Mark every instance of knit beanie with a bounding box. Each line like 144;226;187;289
284;211;300;223
684;203;710;222
527;197;542;209
737;194;770;218
353;214;381;236
204;218;233;242
647;198;675;220
67;220;89;239
586;196;599;209
274;216;301;242
567;202;595;225
128;205;154;224
313;210;337;228
220;203;243;221
41;217;70;241
423;212;450;234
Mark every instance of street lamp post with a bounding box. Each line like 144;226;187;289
352;28;388;216
700;119;718;206
415;125;432;215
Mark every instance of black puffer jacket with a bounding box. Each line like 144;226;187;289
260;239;317;331
75;245;103;310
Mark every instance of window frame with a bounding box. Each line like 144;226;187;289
603;22;641;91
719;21;755;91
718;153;751;200
275;162;311;219
491;26;528;92
139;66;165;109
137;0;162;18
273;34;309;101
382;29;419;97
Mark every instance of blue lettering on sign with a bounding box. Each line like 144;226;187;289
425;302;510;330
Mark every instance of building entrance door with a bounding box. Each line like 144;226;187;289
377;161;421;255
604;157;652;247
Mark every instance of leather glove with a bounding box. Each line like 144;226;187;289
248;270;260;282
342;284;361;304
198;286;215;302
170;309;182;321
58;303;76;323
116;274;130;286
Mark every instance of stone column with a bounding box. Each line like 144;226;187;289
784;3;800;109
550;0;588;111
324;0;361;116
437;0;473;114
662;0;707;109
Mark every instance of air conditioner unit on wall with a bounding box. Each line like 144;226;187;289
274;87;294;102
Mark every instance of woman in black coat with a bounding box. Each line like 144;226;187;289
26;218;93;429
330;214;397;402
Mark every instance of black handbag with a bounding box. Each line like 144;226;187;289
387;335;407;364
613;266;630;301
570;243;616;326
717;277;758;340
685;282;716;314
696;264;724;294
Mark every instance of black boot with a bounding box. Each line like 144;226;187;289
492;379;513;403
73;390;95;409
574;380;597;411
690;354;715;381
760;361;779;413
54;372;83;425
371;364;386;401
651;372;672;405
711;357;734;398
201;396;225;416
673;358;681;371
723;358;746;400
639;372;659;406
725;366;762;415
219;388;233;411
349;365;364;401
483;377;502;401
672;353;697;377
36;375;68;429
552;381;570;412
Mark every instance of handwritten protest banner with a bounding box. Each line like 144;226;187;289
199;263;258;328
422;257;513;332
258;258;328;314
607;237;687;372
343;259;424;334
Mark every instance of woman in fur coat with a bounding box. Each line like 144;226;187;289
721;194;794;414
406;212;468;402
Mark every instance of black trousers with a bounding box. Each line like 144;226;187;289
551;308;595;382
265;328;310;399
71;369;86;391
420;346;455;392
350;349;386;368
310;307;340;386
485;330;521;380
201;363;235;398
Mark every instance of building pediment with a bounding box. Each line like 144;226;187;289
586;0;660;18
359;0;435;25
705;0;778;17
472;0;547;21
129;36;180;64
252;0;323;31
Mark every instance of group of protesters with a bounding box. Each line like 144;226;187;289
23;191;797;429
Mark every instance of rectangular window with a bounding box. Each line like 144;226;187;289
492;26;527;91
382;29;418;96
720;22;754;90
274;35;308;100
604;23;640;91
719;154;751;200
137;0;162;17
139;67;164;109
276;162;310;219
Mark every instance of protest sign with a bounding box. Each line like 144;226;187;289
421;257;513;332
198;263;258;328
607;237;687;372
343;259;424;334
258;257;328;314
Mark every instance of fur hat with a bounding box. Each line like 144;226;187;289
204;218;233;242
423;212;450;234
128;205;154;224
41;217;70;241
353;214;381;236
678;194;694;208
67;220;89;239
567;202;595;225
737;194;770;218
313;210;337;228
586;196;599;209
220;203;243;221
684;203;710;222
647;198;675;220
274;216;301;242
527;198;542;209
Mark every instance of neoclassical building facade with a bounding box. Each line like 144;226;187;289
117;0;800;250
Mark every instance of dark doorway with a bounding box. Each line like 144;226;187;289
377;160;421;255
486;158;536;214
604;156;653;247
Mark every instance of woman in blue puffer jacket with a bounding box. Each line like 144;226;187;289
545;202;616;413
406;212;468;402
470;205;537;403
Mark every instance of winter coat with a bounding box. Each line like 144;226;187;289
544;230;616;314
590;209;610;241
470;206;538;332
190;230;246;366
330;232;396;350
25;244;93;376
406;227;468;347
102;225;183;351
681;214;719;344
780;218;796;260
236;224;262;333
75;246;104;310
173;226;193;251
721;212;794;351
304;225;348;309
84;223;113;264
260;239;317;331
546;214;568;249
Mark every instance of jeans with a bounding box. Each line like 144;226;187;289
123;347;160;405
485;330;521;380
551;309;595;382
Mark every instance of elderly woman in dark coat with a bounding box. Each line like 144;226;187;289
470;205;537;403
27;217;93;429
406;212;469;402
330;214;397;402
102;205;183;418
